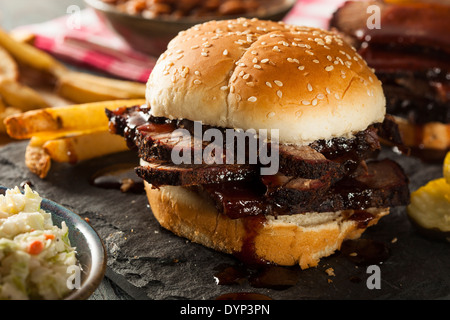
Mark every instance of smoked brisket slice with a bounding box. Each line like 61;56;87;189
106;105;384;180
135;161;258;188
201;159;410;219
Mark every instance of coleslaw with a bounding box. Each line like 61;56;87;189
0;185;78;300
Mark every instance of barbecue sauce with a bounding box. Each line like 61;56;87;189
348;210;375;229
340;239;390;266
214;263;299;292
90;163;144;193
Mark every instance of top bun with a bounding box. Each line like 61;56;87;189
147;18;385;144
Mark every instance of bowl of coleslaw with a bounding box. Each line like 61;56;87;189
0;185;106;300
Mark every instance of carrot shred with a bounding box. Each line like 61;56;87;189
44;234;55;240
28;240;44;255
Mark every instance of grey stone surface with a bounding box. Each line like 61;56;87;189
0;141;449;300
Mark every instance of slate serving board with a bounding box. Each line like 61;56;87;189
0;141;449;300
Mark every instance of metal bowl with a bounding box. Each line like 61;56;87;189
84;0;297;56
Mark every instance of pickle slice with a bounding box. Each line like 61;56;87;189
407;178;450;241
444;152;450;185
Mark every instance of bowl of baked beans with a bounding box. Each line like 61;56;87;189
84;0;297;56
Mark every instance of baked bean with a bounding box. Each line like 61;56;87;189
103;0;268;18
219;0;248;15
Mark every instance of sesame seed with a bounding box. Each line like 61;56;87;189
163;70;169;75
313;59;320;63
307;83;313;92
223;49;228;56
326;87;331;94
298;66;305;71
261;58;269;64
220;86;228;91
277;90;283;98
312;99;318;106
239;63;246;67
252;58;258;64
272;46;280;52
302;100;310;105
317;93;325;100
194;80;202;85
201;52;208;57
274;80;283;87
191;45;199;49
243;73;250;80
265;82;272;88
248;96;257;102
251;50;258;55
305;50;314;55
253;64;262;69
246;82;255;87
325;66;334;72
195;71;200;76
335;93;340;99
239;71;245;77
176;49;184;54
267;112;275;118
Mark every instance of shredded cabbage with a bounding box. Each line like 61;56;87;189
0;185;79;300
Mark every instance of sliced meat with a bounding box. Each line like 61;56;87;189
201;159;409;219
136;161;257;188
330;0;450;54
272;159;410;214
201;179;270;219
106;105;383;180
276;144;343;179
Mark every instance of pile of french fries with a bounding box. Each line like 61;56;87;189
0;26;148;178
5;99;145;178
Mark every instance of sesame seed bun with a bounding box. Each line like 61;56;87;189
147;18;386;144
144;181;389;269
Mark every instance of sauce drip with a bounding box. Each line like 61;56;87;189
214;264;299;291
340;239;390;266
90;163;144;194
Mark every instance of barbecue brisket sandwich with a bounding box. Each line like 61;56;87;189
106;18;410;269
330;0;450;160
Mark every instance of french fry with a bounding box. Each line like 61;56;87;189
0;79;49;110
4;99;146;140
56;71;146;103
42;130;128;164
0;46;18;81
0;105;21;133
0;27;67;75
25;139;52;179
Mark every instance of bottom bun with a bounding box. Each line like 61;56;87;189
144;181;389;269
